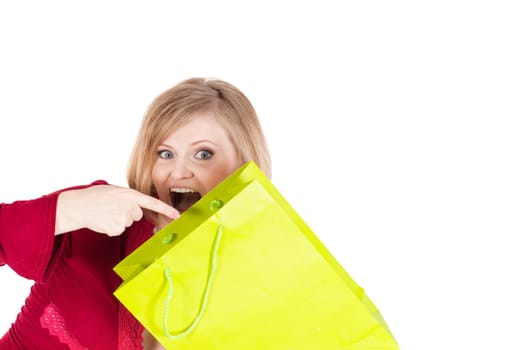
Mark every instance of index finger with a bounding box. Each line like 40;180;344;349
135;193;180;219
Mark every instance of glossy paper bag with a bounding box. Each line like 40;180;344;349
114;161;399;349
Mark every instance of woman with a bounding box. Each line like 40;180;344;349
0;77;271;349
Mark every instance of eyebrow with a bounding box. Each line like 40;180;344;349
157;139;219;149
190;139;219;146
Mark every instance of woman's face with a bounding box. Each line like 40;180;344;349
151;112;243;216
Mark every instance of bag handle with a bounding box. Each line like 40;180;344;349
163;223;224;339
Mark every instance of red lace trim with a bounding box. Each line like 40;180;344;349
40;303;87;350
117;220;153;350
118;305;144;350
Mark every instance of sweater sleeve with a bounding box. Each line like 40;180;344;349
0;180;108;281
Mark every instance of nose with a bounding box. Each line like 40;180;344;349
168;159;193;179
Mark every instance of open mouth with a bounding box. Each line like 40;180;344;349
170;188;202;213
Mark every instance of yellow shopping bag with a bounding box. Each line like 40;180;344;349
114;161;399;349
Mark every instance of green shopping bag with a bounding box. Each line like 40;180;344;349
113;161;399;349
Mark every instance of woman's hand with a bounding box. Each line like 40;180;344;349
55;185;179;236
142;330;165;350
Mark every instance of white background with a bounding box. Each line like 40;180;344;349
1;1;526;349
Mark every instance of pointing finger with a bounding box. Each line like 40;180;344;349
135;192;180;219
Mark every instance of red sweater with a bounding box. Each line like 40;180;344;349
0;182;150;350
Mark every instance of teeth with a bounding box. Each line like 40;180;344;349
170;187;196;193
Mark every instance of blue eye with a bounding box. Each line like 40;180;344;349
195;150;213;159
158;150;173;159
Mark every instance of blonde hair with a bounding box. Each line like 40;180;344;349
127;77;272;197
